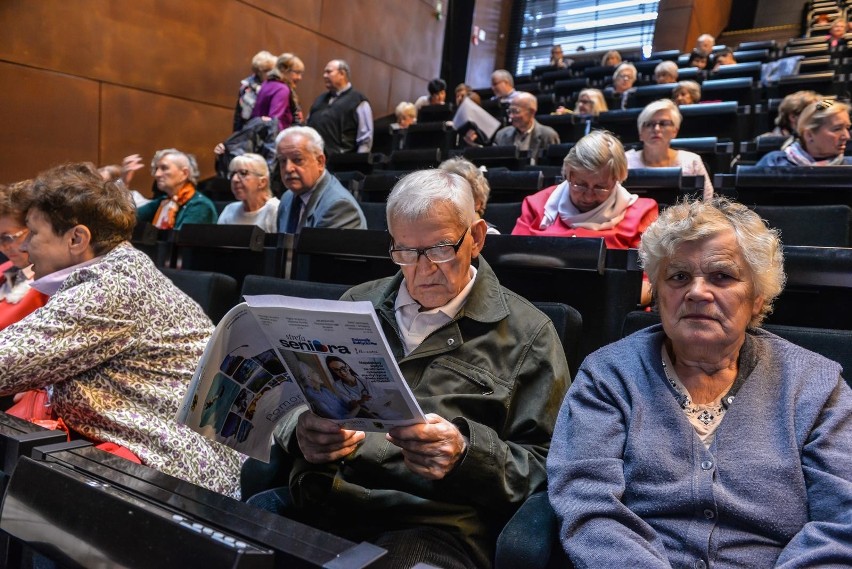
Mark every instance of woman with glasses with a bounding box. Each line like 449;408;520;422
136;148;218;229
607;62;638;110
217;153;279;232
756;100;852;166
512;129;658;250
0;181;47;331
626;99;714;200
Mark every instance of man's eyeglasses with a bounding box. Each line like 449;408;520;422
229;169;262;179
570;178;613;197
615;73;633;81
642;119;676;130
815;100;835;112
0;229;27;246
389;227;469;265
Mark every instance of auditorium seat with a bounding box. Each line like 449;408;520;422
325;152;383;175
483;202;523;235
131;222;172;268
460;145;531;170
386;148;442;171
753;204;851;246
241;274;351;302
481;235;643;360
170;223;286;287
2;444;385;568
293;227;396;285
358;172;403;203
160;267;239;324
484;169;544;202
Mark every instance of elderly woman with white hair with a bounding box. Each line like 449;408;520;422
548;198;852;567
626;99;714;199
218;153;279;232
512;130;658;249
136;148;218;229
757;99;852;166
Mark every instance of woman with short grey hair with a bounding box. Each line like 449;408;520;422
512;129;658;250
137;148;217;229
625;99;714;199
548;197;852;568
218;153;279;232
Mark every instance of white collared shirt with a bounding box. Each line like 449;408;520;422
394;266;477;355
31;256;104;297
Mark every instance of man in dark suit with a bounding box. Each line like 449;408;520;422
493;92;560;162
275;126;367;233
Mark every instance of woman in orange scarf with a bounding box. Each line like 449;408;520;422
136;149;217;229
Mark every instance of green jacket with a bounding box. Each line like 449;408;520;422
136;189;218;229
274;257;571;566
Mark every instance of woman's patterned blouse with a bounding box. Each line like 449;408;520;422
0;242;241;497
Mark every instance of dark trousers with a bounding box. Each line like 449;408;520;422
247;487;481;569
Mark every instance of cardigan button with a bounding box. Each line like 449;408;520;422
701;460;713;470
703;509;715;520
447;338;455;346
694;561;707;569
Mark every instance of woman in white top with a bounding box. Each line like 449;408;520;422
625;99;714;200
218;153;280;233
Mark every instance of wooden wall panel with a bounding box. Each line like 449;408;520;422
0;0;447;182
242;0;323;30
99;85;232;195
654;0;733;52
0;62;99;184
318;0;444;77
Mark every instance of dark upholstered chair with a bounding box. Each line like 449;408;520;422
160;268;239;324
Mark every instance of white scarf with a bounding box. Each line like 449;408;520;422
783;140;846;166
540;180;638;230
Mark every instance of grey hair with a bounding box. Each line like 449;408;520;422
639;197;785;327
386;169;476;231
150;149;200;185
654;61;679;81
492;69;514;87
637;98;683;133
797;100;850;139
275;125;325;156
229;153;270;184
612;62;637;82
563;130;628;182
514;91;538;112
395;101;416;122
334;59;351;80
439;157;491;216
251;50;277;73
575;88;608;115
673;80;702;104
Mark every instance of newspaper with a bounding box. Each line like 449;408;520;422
177;295;426;461
453;96;502;141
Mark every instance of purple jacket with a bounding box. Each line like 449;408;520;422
251;80;294;131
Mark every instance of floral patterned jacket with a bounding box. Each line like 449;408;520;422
0;242;241;497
